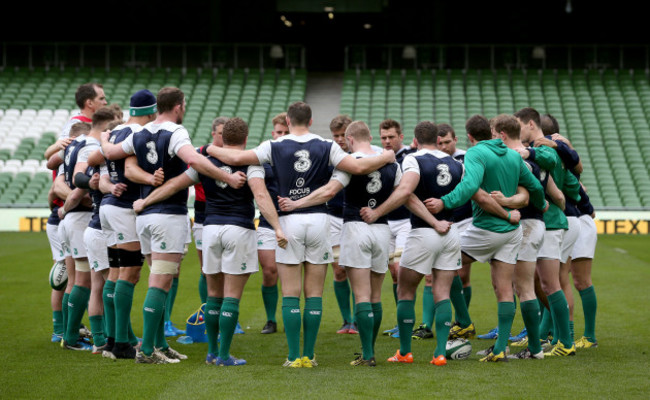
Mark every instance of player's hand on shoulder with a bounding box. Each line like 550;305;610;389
515;148;530;159
228;171;247;189
58;137;73;151
151;168;165;187
381;149;396;163
100;130;110;143
133;199;145;214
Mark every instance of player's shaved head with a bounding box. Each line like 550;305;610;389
345;120;371;142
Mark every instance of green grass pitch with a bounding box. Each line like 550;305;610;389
1;232;649;399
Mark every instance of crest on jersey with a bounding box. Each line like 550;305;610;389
215;166;232;189
293;150;311;172
296;177;305;187
368;198;377;208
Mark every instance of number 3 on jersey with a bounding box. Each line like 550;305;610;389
146;141;158;164
293;150;311;172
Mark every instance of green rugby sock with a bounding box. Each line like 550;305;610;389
53;310;64;336
579;285;597;340
282;297;301;361
520;300;542;354
141;287;167;356
450;275;472;328
114;280;135;344
463;285;472;308
434;299;452;357
569;320;575;343
355;302;374;360
102;280;116;340
89;315;106;347
261;284;278;323
371;302;382;350
539;306;553;339
397;299;415;355
218;297;240;360
61;293;70;336
548;290;572;348
302;297;322;359
128;320;139;347
199;274;207;304
392;283;398;306
422;285;434;329
493;301;515;355
65;285;90;344
164;277;179;322
205;297;223;355
333;280;352;324
154;310;167;350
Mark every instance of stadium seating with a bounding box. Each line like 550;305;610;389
342;67;650;209
1;65;649;209
0;66;306;207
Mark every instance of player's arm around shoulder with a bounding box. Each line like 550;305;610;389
178;145;246;189
336;149;395;175
133;171;195;214
205;144;261;166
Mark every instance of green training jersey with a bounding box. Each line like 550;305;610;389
442;139;547;233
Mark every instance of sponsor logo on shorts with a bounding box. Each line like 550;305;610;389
160;242;167;250
59;250;64;256
197;240;202;246
93;261;98;269
323;252;329;260
257;240;263;245
457;258;461;266
241;262;247;271
118;233;124;240
73;248;78;255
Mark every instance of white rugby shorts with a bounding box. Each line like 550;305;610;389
275;213;333;265
202;224;259;275
100;204;138;247
400;225;462;274
517;219;545;262
571;215;597;260
560;216;581;263
136;213;189;255
84;227;109;271
339;222;391;274
460;224;522;265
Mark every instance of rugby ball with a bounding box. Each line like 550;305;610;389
49;261;68;290
446;338;472;360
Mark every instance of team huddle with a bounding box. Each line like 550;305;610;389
44;83;599;367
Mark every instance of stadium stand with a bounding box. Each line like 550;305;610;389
1;65;649;209
0;66;307;207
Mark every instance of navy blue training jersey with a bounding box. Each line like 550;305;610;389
132;125;189;216
342;158;400;224
403;149;464;229
257;134;347;216
62;136;93;213
87;165;104;230
258;163;280;230
193;157;258;230
326;165;345;218
387;146;416;221
451;151;473;222
101;125;142;209
520;159;547;221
